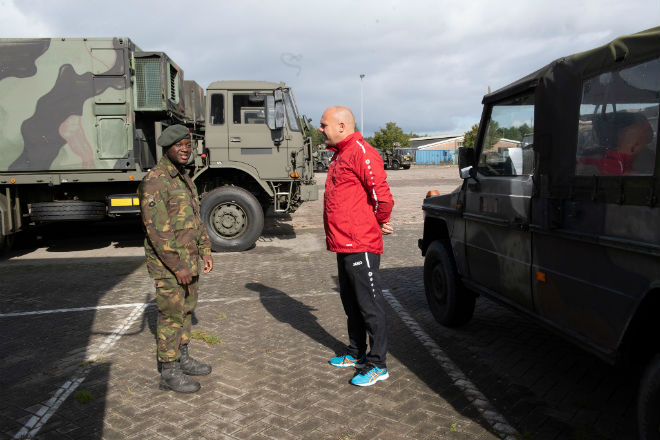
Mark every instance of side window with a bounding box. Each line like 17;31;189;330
232;94;265;124
210;94;224;125
477;92;535;176
575;58;659;176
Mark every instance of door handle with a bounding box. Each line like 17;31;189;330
230;137;241;142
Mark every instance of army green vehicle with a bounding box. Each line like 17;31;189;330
418;27;659;439
0;37;317;253
379;146;412;170
312;147;333;172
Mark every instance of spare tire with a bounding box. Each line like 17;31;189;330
30;201;106;222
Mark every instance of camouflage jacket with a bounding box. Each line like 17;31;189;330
138;155;211;279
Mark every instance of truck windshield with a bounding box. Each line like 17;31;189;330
283;90;301;132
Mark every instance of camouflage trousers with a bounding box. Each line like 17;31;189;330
154;276;199;362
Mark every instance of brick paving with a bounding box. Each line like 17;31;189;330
0;166;640;440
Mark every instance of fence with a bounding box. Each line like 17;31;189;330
415;149;456;165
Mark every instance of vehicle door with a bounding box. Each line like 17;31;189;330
205;91;229;162
228;91;287;179
533;57;660;351
464;92;535;309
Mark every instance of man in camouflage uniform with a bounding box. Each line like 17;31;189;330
138;124;213;394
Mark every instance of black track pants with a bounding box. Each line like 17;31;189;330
336;252;388;369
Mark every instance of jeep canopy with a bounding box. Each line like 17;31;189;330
481;26;660;207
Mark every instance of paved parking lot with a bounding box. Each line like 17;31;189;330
0;166;639;439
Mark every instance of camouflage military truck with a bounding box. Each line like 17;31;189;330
0;37;317;253
418;27;659;439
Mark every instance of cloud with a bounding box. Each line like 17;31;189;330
0;0;51;36
1;0;658;136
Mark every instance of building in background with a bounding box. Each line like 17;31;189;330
411;134;464;164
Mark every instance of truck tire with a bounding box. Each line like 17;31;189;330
638;354;660;440
200;186;264;252
392;161;400;170
403;164;411;169
30;201;106;222
423;240;475;327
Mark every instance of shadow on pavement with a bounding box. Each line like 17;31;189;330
6;217;144;257
0;256;146;439
246;282;346;356
261;212;296;240
379;265;639;440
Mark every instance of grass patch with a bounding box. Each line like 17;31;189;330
191;330;222;345
74;390;94;404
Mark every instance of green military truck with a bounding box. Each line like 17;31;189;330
379;145;412;170
0;37;317;253
312;146;333;172
419;27;659;439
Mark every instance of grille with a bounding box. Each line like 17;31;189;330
169;64;178;102
135;58;162;109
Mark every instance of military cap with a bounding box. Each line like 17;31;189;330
157;124;190;147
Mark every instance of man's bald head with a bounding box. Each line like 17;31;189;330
319;106;356;147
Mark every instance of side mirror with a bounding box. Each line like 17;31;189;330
457;148;478;181
266;92;286;131
457;147;475;169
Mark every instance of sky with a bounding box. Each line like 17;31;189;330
1;0;658;137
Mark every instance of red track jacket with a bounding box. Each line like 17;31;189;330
323;132;394;254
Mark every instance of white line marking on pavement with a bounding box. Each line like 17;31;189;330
12;303;147;440
0;292;335;318
382;289;518;440
0;303;147;318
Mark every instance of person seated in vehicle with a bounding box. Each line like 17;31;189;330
579;112;653;175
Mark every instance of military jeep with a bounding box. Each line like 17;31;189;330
419;27;659;439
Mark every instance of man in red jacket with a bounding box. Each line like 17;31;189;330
319;106;394;387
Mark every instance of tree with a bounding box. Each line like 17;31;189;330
306;121;326;148
463;124;479;149
371;122;412;151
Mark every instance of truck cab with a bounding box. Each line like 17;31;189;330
419;27;660;439
195;81;316;251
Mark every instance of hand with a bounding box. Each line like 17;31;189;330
380;222;394;235
175;268;193;285
202;255;213;274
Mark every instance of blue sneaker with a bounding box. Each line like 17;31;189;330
350;364;389;386
329;354;366;368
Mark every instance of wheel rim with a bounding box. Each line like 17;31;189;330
430;265;448;305
210;202;248;238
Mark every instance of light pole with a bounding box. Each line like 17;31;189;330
360;74;365;133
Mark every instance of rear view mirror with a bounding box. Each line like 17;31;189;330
457;147;475;169
266;92;285;131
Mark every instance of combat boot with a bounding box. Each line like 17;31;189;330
159;360;201;393
179;344;212;376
